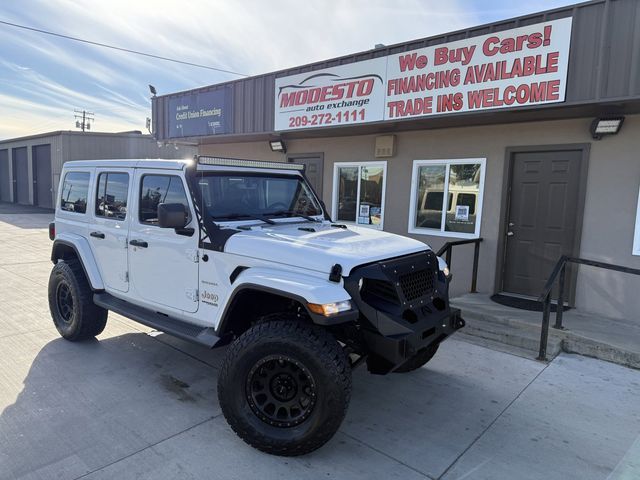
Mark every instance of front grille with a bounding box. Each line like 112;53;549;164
399;268;434;301
361;278;399;304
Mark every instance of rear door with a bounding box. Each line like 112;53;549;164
128;170;199;313
90;169;132;293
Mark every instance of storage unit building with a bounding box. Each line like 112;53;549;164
0;131;197;209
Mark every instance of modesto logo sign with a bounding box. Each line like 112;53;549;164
274;17;572;131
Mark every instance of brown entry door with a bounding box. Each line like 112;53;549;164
502;150;583;298
289;154;324;197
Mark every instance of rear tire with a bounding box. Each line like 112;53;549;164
48;259;107;341
218;319;351;456
394;343;439;373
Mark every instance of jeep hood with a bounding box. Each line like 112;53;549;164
223;222;430;275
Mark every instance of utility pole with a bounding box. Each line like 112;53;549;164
74;109;95;131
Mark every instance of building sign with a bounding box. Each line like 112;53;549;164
167;88;232;137
275;17;572;131
274;57;386;131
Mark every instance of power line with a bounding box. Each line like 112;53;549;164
0;19;249;77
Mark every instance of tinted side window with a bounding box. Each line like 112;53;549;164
95;172;129;221
139;175;190;225
60;172;90;213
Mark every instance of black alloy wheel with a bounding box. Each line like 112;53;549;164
55;282;75;323
246;354;317;428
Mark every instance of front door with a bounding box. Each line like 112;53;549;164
128;171;199;313
90;169;132;293
289;154;324;197
502;149;584;298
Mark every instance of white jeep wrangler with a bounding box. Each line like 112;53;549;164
48;156;464;455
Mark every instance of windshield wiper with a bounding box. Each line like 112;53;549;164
267;210;320;222
211;213;276;225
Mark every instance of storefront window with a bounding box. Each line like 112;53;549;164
333;162;386;229
337;166;358;222
409;158;486;238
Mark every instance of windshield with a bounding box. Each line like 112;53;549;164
197;172;323;221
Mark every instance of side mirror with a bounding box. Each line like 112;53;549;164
158;203;188;229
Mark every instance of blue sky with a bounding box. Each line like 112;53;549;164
0;0;577;140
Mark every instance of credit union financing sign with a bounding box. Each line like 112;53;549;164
167;88;232;138
275;18;572;131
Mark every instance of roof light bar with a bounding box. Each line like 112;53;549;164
197;156;304;171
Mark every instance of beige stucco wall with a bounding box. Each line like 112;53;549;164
200;114;640;322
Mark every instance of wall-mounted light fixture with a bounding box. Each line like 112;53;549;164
269;139;287;153
590;116;624;140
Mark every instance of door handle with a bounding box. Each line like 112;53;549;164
129;239;148;248
507;231;514;237
90;231;105;239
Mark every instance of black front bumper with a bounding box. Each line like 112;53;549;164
360;307;465;373
343;251;465;374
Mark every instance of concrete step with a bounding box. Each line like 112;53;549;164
458;308;544;333
454;331;543;361
461;315;563;359
452;294;640;370
562;334;640;370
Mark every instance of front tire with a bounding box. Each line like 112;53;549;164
218;320;351;456
48;259;107;341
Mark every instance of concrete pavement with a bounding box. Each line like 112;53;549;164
0;204;639;480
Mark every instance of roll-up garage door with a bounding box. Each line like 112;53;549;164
32;144;52;208
12;147;29;205
0;150;10;202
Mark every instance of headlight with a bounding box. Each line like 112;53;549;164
308;300;352;316
437;256;450;278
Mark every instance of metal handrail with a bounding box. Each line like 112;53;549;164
436;237;483;293
537;255;640;361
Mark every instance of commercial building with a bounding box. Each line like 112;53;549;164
0;131;196;209
152;0;640;321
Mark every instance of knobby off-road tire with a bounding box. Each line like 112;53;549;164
393;343;439;373
48;259;107;341
218;319;352;456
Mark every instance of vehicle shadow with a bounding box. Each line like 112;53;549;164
0;330;530;479
0;332;219;480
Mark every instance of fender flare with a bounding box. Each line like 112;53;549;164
217;267;358;334
51;234;104;291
